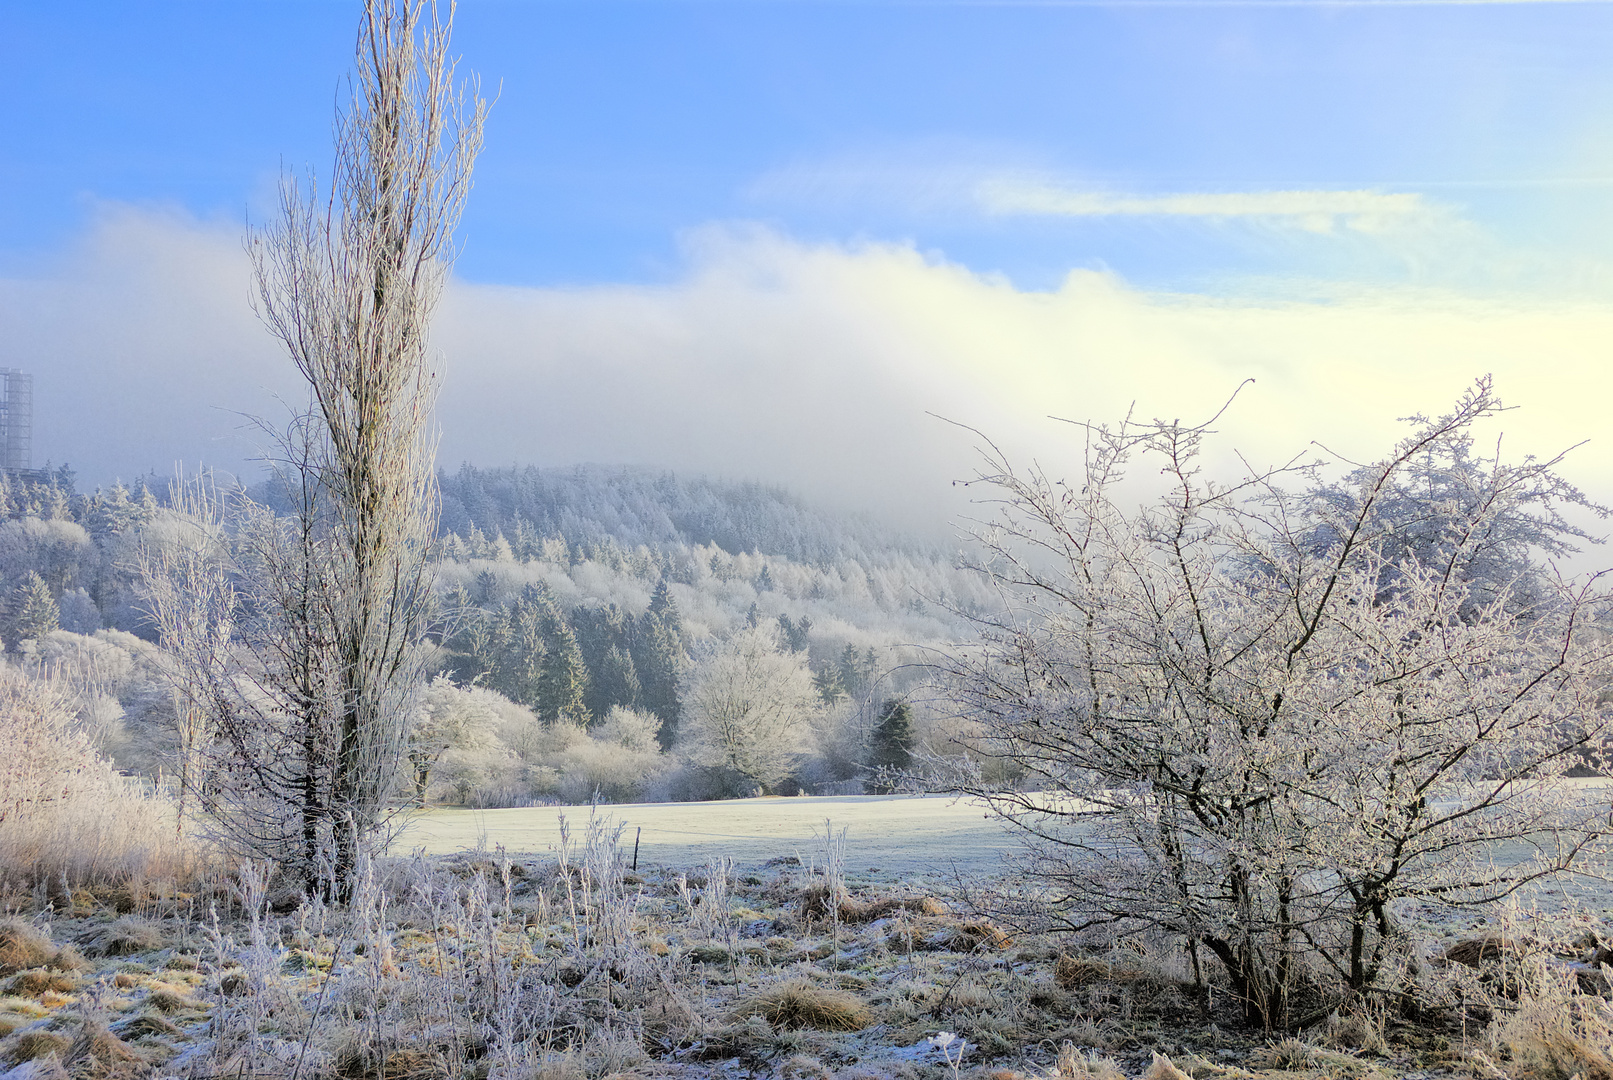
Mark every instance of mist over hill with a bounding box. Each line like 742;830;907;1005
437;463;946;569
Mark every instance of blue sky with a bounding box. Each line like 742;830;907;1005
10;1;1613;289
4;1;1613;535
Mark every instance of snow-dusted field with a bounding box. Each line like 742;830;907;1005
392;793;1021;877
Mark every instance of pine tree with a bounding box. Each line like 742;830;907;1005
635;579;685;747
536;619;590;725
593;644;641;715
6;572;59;649
866;698;913;791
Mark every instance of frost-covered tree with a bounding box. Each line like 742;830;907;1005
5;572;59;649
141;0;484;897
940;380;1613;1028
680;625;819;794
536;618;590;726
867;698;913;786
634;579;685;746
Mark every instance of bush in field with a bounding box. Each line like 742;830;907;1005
408;677;518;803
0;664;193;890
679;625;819;795
18;629;174;772
410;681;670;806
941;380;1613;1028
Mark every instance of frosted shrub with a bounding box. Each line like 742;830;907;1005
533;718;669;805
942;380;1613;1027
0;664;195;890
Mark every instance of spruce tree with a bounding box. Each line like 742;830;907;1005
537;619;590;725
490;601;546;709
836;644;879;700
867;698;913;791
634;578;685;747
777;613;811;653
6;572;59;649
593;644;641;715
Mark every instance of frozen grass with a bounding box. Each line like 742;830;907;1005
0;666;206;899
395;794;1018;876
0;803;1607;1079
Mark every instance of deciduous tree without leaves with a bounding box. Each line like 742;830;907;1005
938;379;1613;1028
141;0;485;898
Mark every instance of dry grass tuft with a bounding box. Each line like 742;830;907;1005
116;1013;182;1040
824;892;949;925
945;920;1014;951
48;947;85;973
335;1043;449;1080
0;995;48;1019
1488;991;1613;1080
85;916;166;959
0;921;55;976
1052;953;1156;990
1140;1052;1193;1080
1247;1037;1379;1075
777;1053;833;1079
5;970;77;997
733;977;871;1031
332;1023;488;1080
4;1029;71;1065
1043;1040;1127;1079
144;988;203;1013
65;1022;148;1078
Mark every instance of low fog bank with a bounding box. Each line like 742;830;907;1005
5;206;1613;551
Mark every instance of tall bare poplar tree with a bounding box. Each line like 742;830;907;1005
142;0;484;897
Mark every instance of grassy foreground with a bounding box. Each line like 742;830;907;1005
0;802;1607;1079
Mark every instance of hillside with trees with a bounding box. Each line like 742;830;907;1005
0;461;990;806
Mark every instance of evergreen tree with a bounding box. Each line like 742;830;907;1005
777;613;811;653
812;660;845;703
573;603;632;717
6;572;59;649
648;577;677;618
867;698;913;791
494;602;547;708
592;644;642;715
81;482;139;542
536;618;590;725
836;644;879;700
635;578;684;747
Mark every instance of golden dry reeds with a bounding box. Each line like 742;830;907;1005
732;978;872;1031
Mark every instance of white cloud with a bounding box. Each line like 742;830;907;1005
437;224;1613;546
978;180;1433;234
0;204;295;484
6;208;1612;559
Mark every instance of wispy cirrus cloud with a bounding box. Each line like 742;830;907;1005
978;180;1434;233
